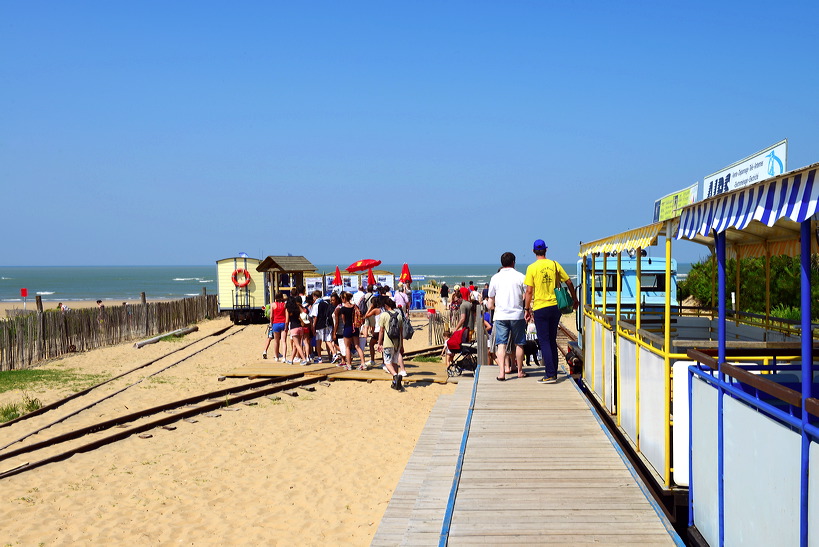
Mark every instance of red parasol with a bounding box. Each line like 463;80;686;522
331;266;342;286
367;268;377;287
347;258;381;272
399;263;412;284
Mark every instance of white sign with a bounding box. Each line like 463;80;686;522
305;277;324;294
376;275;394;289
341;275;357;291
703;139;787;199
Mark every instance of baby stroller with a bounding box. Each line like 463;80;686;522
446;328;478;377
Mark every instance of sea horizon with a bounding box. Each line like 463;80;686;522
1;262;693;304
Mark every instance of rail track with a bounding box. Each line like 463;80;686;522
0;324;286;479
0;373;327;480
0;324;452;481
0;325;246;444
0;323;569;482
557;323;577;360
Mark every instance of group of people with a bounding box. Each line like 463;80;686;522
441;240;579;383
262;240;577;389
262;283;413;391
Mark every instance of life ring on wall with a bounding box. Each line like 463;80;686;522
231;269;251;287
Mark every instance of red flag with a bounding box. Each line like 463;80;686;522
332;266;342;286
367;268;376;287
399;263;412;284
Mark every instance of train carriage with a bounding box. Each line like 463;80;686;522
574;162;819;546
216;257;266;324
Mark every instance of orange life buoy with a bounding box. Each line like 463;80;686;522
231;268;251;287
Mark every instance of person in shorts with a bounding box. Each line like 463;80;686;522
487;252;527;380
263;292;287;361
327;292;343;363
441;327;470;370
310;290;334;362
377;298;406;391
363;293;381;367
332;291;367;370
483;307;497;366
285;291;308;364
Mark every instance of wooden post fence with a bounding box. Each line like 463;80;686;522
0;294;219;371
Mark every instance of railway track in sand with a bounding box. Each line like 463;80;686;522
0;325;333;480
0;323;453;481
0;321;572;481
557;323;577;359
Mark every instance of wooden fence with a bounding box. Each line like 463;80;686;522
0;295;219;371
427;311;448;346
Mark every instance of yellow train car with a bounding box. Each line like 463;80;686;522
216;257;266;324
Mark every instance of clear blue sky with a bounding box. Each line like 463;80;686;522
3;1;818;267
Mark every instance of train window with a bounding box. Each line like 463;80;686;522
640;274;666;291
593;273;619;292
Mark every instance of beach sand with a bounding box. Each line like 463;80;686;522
0;308;454;545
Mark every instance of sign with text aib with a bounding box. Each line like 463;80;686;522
703;139;787;199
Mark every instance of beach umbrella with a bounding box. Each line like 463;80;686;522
367;268;377;287
399;263;412;285
331;266;342;286
347;259;381;272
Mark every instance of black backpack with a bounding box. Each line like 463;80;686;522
387;310;401;341
315;300;333;329
357;293;370;316
401;309;414;340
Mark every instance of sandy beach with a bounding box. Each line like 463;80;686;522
0;299;165;315
0;307;454;545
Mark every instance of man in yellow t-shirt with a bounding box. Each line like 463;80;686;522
523;239;578;384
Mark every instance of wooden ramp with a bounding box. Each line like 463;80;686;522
223;360;450;384
372;367;682;546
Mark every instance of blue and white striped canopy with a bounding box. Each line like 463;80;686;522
677;164;819;240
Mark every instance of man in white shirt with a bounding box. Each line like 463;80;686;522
487;252;527;380
351;286;366;308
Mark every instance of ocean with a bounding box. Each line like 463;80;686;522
0;262;693;304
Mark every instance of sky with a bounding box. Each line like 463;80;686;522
3;1;818;267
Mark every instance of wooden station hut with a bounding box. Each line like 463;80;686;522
256;255;318;298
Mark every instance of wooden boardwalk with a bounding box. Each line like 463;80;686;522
224;360;450;384
373;367;682;546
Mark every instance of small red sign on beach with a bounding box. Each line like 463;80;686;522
20;288;28;298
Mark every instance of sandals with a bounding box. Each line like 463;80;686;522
496;377;505;381
518;372;528;378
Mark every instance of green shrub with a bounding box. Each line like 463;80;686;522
682;254;819;320
21;391;42;413
0;402;21;423
770;304;801;322
0;369;110;394
411;356;441;363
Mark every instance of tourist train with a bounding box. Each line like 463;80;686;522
571;161;819;546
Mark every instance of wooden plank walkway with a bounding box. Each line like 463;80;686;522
224;360;450;384
373;367;681;546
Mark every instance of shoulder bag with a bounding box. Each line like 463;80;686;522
553;261;574;315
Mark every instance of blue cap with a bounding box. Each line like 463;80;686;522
533;239;547;251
